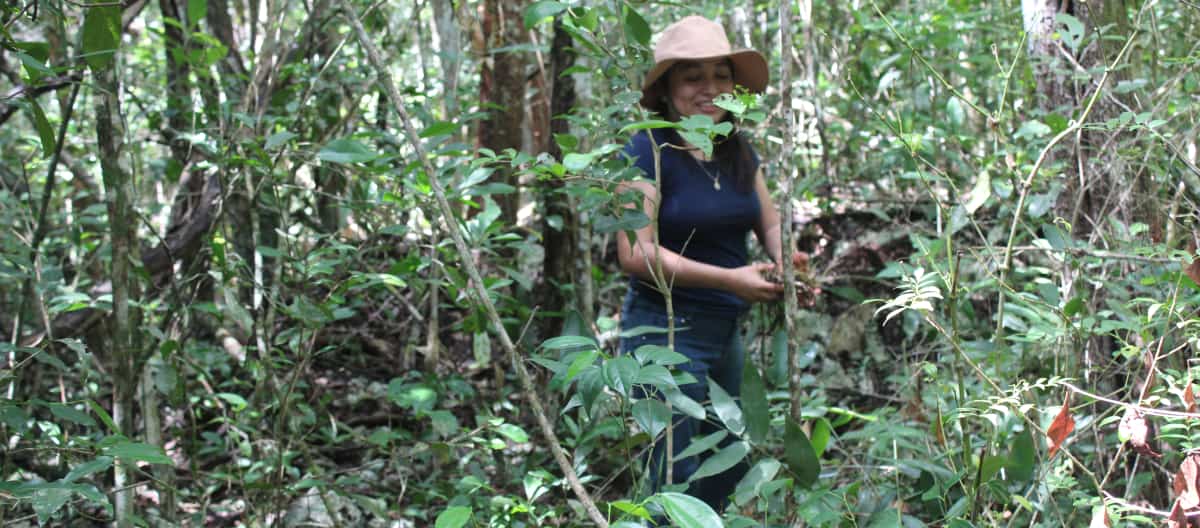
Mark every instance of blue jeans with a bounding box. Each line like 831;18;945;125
619;289;749;511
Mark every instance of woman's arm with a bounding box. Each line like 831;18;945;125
616;180;783;303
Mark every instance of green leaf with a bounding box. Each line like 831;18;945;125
785;418;820;488
187;0;207;29
25;97;55;158
964;170;990;214
1006;428;1035;482
633;344;689;365
104;441;172;465
49;403;96;428
734;458;782;506
87;399;119;433
741;364;769;444
64;456;113;483
81;6;120;71
1056;13;1085;51
594;210;650;233
689;440;749;482
622;5;651;47
946;97;965;128
214;392;247;412
632;398;670;439
676;430;727;460
524;0;566;28
619;120;679;135
767;328;789;387
435;506;472;528
603;356;640;398
563;152;594;172
264;131;296;150
317;138;378;164
810;417;833;457
653;492;722;528
541;335;598;352
708;377;744;435
419;121;457;138
32;484;73;524
564;349;599;383
496;423;529;443
663;386;706;420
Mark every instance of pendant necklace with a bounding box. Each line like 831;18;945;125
691;154;722;191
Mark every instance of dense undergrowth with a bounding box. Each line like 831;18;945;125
2;0;1200;526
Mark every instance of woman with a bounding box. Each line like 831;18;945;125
616;16;809;510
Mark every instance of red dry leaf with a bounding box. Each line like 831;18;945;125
1088;504;1110;528
1174;453;1200;510
1118;408;1161;458
1047;394;1075;458
1167;498;1188;528
1186;383;1197;414
1186;234;1200;285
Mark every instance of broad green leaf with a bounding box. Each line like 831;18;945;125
81;6;120;71
653;492;722;528
946;97;965;128
49;403;96;428
619;120;679;135
541;335;598;351
563;152;594;172
435;506;472;528
810;417;833;457
733;458;782;506
741;363;769;444
633;344;689;366
214;392;247;412
419;121;456;138
496;423;529;443
187;0;207;28
1006;428;1035;482
264;131;296;150
25;97;55;158
708;377;744;435
87;399;119;433
622;6;651;46
104;441;172;465
524;0;566;28
594;210;650;233
785;418;820;488
767;328;788;387
564;349;599;383
317;138;377;164
1056;13;1085;51
633;364;676;389
603;355;640;398
689;440;749;482
632;398;670;439
64;456;113;483
663;386;705;420
964;170;990;214
32;484;73;524
676;430;727;460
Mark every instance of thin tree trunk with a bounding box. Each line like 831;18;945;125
535;17;579;339
479;0;527;226
94;30;142;526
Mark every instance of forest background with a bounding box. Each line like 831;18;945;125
2;0;1199;526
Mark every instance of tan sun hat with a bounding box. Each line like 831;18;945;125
639;15;769;114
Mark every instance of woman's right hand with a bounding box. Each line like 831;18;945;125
726;262;784;303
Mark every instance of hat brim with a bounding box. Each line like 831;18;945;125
639;49;769;113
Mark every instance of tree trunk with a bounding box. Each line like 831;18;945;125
479;0;527;226
93;16;143;523
535;17;580;339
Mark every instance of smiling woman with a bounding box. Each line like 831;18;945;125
615;15;813;515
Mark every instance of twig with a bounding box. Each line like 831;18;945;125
341;7;609;527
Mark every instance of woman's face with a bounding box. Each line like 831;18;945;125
665;59;734;122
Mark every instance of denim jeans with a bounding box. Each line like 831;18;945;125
618;288;749;511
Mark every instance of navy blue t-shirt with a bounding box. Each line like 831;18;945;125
621;129;762;315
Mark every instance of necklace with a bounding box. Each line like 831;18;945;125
690;154;722;191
